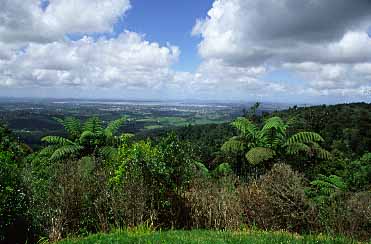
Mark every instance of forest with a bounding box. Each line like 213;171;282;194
0;102;370;243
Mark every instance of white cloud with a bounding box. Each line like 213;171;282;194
42;0;131;34
0;0;371;102
0;0;131;44
0;0;181;95
191;0;371;100
0;32;179;90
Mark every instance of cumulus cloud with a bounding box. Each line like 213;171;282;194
0;0;182;95
192;0;371;100
193;0;371;64
0;0;370;102
0;32;179;89
42;0;131;35
0;0;131;44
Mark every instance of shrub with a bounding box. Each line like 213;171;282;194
27;156;117;242
0;151;32;244
343;191;371;239
185;176;243;230
308;189;371;240
239;164;316;232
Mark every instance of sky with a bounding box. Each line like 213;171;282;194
0;0;371;104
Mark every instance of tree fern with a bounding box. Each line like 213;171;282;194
221;138;244;154
286;132;324;145
49;145;83;161
79;131;96;145
40;116;129;162
310;174;347;201
222;115;330;170
213;162;232;176
98;146;118;161
261;116;287;135
285;142;311;155
83;117;103;134
41;136;74;146
54;117;81;140
38;145;59;156
231;117;258;138
312;145;331;160
194;161;209;176
105;117;126;137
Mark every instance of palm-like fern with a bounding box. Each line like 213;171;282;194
41;116;127;161
222;116;330;166
309;174;347;203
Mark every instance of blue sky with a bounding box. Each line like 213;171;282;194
0;0;370;104
67;0;213;72
123;0;214;72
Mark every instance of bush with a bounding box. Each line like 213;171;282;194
185;176;243;230
0;151;32;244
0;125;34;244
345;153;371;191
309;190;371;240
343;191;371;239
239;164;316;232
27;156;117;242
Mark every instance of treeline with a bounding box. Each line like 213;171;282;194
0;103;370;244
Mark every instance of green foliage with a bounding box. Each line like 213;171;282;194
222;116;330;176
40;116;127;161
1;103;370;242
344;153;371;191
275;103;371;157
0;124;32;243
212;163;233;177
245;147;275;166
105;117;127;137
54;117;81;140
309;175;347;203
56;229;359;244
286;131;324;145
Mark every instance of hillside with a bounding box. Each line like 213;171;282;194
1;103;370;243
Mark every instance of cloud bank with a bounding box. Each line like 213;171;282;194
0;0;370;103
192;0;371;102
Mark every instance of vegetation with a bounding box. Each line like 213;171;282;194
40;116;126;161
0;102;370;243
57;229;360;244
221;116;330;178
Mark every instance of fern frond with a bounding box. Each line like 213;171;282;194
79;131;96;144
41;136;74;146
245;147;275;165
311;174;347;195
49;145;83;161
98;146;118;160
54;117;81;139
313;147;332;160
83;117;103;134
286;132;324;145
221;138;244;154
105;117;126;137
262;116;287;133
194;161;209;176
286;142;311;155
38;145;59;156
213;163;232;176
231;117;258;137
